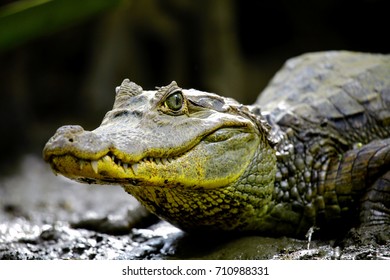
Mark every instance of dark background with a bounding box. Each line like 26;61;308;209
0;0;388;174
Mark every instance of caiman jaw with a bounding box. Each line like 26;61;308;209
47;151;185;185
45;125;259;189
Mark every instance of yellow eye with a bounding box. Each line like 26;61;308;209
164;92;183;111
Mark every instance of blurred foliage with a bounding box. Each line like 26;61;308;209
0;0;122;51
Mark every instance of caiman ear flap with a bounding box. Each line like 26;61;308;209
115;79;143;97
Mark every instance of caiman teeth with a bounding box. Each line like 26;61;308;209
132;163;139;174
91;160;99;174
86;152;181;176
79;159;86;170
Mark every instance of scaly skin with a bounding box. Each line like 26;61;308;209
43;51;390;237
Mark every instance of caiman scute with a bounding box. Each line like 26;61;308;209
43;51;390;239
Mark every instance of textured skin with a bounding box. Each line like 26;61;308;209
253;51;390;236
43;51;390;237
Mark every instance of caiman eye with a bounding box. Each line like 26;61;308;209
164;92;183;111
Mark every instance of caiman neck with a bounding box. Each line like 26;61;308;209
124;137;277;232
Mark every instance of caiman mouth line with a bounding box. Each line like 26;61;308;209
65;127;223;177
53;126;245;175
46;125;254;187
95;151;182;175
53;150;185;177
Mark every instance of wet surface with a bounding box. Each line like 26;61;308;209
1;155;389;260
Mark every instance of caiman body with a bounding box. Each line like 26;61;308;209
43;51;390;237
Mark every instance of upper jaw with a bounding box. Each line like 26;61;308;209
43;125;111;163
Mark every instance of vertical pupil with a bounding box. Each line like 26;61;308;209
166;92;182;110
174;94;180;106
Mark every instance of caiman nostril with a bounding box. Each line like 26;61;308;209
57;125;84;135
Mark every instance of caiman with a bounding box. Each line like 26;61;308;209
43;51;390;238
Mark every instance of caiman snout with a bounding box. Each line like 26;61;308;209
43;125;111;162
53;125;85;143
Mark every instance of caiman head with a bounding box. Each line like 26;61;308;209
43;79;276;232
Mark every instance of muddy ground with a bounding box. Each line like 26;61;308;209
0;155;389;260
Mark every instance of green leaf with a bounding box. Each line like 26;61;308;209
0;0;123;52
